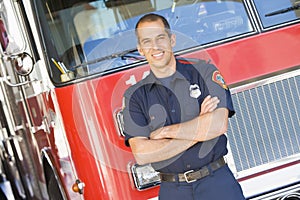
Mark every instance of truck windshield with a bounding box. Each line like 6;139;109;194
34;0;253;84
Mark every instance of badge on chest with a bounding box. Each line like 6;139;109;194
189;84;201;98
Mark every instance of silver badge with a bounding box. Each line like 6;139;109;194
189;84;201;98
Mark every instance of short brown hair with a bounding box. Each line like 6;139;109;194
135;13;171;37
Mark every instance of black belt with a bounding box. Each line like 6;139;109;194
159;157;226;183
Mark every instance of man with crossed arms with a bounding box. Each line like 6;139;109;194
123;13;245;200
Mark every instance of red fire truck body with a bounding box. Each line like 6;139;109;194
0;0;299;200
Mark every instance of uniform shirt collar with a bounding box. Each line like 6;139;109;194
146;60;186;91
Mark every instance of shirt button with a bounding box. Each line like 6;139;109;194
187;164;191;169
171;109;175;113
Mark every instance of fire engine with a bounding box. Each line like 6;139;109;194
0;0;299;199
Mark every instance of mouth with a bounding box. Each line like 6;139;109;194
152;51;164;59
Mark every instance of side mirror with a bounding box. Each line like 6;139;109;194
13;52;34;76
0;52;35;87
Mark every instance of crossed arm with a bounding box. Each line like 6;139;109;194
128;95;229;165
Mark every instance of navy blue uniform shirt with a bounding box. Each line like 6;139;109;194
123;58;235;173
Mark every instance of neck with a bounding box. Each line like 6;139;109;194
152;57;176;78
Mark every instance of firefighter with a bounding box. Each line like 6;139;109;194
123;13;245;200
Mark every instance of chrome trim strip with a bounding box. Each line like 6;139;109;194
240;163;300;199
233;153;300;179
261;19;300;32
230;68;300;94
114;109;125;137
244;0;261;32
247;0;264;30
241;166;300;200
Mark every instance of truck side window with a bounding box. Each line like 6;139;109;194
253;0;300;28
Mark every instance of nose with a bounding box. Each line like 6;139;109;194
151;39;159;49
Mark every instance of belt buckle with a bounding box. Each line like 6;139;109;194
183;170;196;183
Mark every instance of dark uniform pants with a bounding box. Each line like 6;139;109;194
158;165;245;200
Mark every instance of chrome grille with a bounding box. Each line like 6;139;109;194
227;70;300;172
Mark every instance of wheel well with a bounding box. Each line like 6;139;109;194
42;151;67;200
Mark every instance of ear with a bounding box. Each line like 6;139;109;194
137;44;144;56
170;34;176;47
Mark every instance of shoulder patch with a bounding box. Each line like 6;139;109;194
212;71;228;90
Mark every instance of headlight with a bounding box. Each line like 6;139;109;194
131;163;161;190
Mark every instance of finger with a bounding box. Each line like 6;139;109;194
202;97;218;109
208;102;218;112
203;97;220;112
202;95;211;104
210;96;219;103
201;96;213;109
200;96;220;115
200;97;211;114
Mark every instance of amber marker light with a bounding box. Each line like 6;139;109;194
72;179;85;194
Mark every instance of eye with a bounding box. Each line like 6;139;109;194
141;39;151;46
157;35;166;41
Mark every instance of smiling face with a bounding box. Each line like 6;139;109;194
136;19;176;78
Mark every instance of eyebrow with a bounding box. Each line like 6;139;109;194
140;33;168;43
